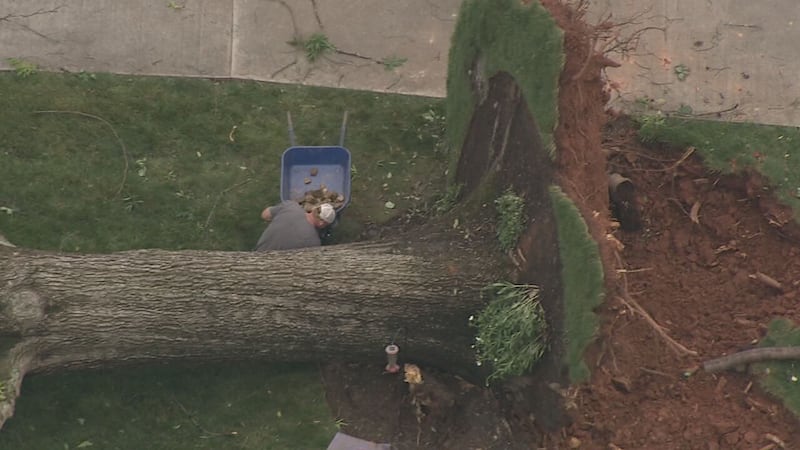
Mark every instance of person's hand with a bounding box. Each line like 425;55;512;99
261;207;272;221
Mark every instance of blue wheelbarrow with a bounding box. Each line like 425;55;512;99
280;111;351;228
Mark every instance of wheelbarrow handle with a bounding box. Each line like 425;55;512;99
287;111;296;147
339;111;348;147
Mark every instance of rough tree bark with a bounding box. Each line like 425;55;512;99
0;232;499;428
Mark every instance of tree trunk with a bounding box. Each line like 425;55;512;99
0;236;499;428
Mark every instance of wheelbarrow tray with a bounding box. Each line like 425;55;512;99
280;145;351;211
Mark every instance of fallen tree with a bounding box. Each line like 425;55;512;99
0;232;501;428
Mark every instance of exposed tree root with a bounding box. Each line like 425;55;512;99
703;347;800;373
0;340;35;430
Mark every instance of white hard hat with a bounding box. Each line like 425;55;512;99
318;203;336;224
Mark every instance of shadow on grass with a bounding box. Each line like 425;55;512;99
0;362;336;450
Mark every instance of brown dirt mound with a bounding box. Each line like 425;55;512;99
566;118;800;449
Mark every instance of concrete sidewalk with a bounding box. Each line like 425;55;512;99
0;0;459;98
2;0;799;126
589;0;800;127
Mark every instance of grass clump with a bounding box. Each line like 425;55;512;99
635;115;800;222
495;189;525;252
549;185;604;383
433;183;462;214
297;33;336;62
6;58;38;78
471;282;548;383
753;318;800;420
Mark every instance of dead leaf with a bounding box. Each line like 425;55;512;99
404;364;423;384
690;201;701;224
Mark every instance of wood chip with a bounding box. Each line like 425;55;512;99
714;376;727;394
765;433;786;448
748;272;784;292
689;201;701;224
611;376;632;393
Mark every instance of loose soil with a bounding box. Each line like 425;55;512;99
322;2;800;449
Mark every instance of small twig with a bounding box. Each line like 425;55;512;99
628;147;696;174
703;347;800;373
666;146;695;172
640;367;672;378
615;267;653;274
616;293;698;356
171;396;238;438
666;198;692;220
33;110;130;197
614;251;698;356
204;178;253;238
723;23;762;30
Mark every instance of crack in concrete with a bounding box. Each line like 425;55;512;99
310;0;323;30
0;5;64;43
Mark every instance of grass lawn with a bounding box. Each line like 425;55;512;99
0;72;448;252
0;71;448;449
0;362;336;450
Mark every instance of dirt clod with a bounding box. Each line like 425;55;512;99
298;187;345;211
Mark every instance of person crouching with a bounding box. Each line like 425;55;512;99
254;201;336;251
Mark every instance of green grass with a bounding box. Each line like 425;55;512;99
0;71;451;448
754;318;800;419
494;189;526;252
471;282;548;383
637;115;800;221
0;72;448;252
0;362;336;450
549;185;604;383
446;0;563;175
